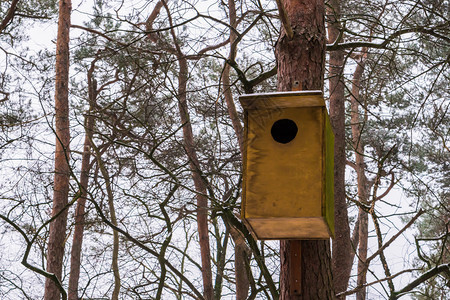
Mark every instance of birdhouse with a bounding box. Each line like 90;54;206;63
239;91;334;240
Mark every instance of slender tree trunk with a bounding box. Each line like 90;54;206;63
276;0;334;298
102;163;121;300
223;0;244;154
327;0;353;296
349;213;361;266
350;51;369;300
223;1;249;298
177;54;214;300
67;114;92;300
68;60;97;300
356;208;368;300
148;2;213;298
90;139;121;299
229;227;250;300
44;1;72;299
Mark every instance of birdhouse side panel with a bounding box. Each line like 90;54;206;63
241;111;250;221
324;110;335;237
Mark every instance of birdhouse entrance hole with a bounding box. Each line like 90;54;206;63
271;119;298;144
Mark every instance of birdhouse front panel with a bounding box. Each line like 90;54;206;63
240;91;334;240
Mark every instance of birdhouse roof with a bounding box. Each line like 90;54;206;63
239;90;325;110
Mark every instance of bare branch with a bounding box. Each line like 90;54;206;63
337;268;419;298
327;25;450;51
0;0;19;34
391;263;450;299
376;172;396;200
366;210;425;263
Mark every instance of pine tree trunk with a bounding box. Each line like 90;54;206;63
350;52;369;300
95;152;121;300
177;55;214;300
223;1;249;298
67;120;92;300
229;227;250;300
327;0;353;295
276;0;334;298
44;1;72;299
148;3;213;298
223;0;244;154
68;61;96;300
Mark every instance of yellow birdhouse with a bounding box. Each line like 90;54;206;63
239;91;334;240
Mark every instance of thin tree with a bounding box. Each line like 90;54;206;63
222;0;250;298
349;48;370;300
147;1;214;298
327;0;354;295
68;57;97;300
45;0;72;299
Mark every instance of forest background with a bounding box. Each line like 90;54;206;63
0;0;448;299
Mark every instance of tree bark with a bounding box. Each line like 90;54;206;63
230;227;250;300
276;0;334;298
276;0;325;92
327;0;353;295
44;1;72;299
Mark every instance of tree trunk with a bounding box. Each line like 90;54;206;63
44;0;72;299
350;51;369;300
327;0;353;296
149;3;213;298
68;60;96;300
177;55;214;300
223;1;249;297
230;227;250;300
276;0;334;298
223;0;244;154
94;148;121;300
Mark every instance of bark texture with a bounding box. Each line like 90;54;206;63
230;227;250;300
327;0;353;295
0;0;19;33
44;1;72;299
280;240;334;299
276;0;325;92
276;0;334;298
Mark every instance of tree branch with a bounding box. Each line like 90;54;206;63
275;0;293;40
390;263;450;299
0;0;19;34
327;25;450;51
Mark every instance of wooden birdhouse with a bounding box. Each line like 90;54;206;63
239;91;334;240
